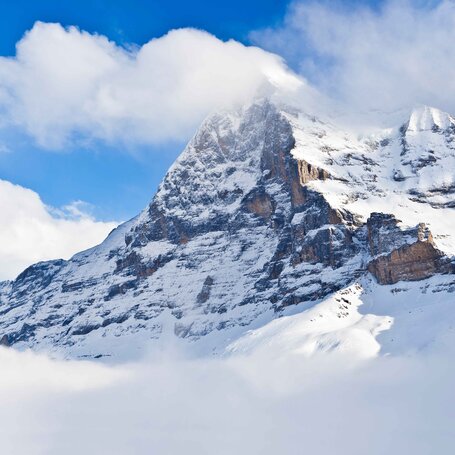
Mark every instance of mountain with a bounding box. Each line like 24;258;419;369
1;100;454;361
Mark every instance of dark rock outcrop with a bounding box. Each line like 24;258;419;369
367;213;453;284
368;240;452;285
197;276;214;304
297;160;330;184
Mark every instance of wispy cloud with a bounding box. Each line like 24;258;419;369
252;0;455;123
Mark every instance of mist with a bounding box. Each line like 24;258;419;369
0;346;453;455
253;0;455;126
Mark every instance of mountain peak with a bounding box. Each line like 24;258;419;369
1;99;455;360
406;105;455;132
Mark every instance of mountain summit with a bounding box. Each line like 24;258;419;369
406;105;455;132
1;99;455;360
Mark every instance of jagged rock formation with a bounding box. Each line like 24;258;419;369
368;241;451;285
366;213;453;284
0;99;454;359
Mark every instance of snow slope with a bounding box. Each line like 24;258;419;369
228;274;455;359
228;283;391;358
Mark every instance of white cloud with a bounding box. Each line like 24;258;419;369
0;179;118;280
0;22;301;149
252;0;455;122
0;346;453;455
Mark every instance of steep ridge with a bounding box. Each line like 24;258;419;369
0;99;454;360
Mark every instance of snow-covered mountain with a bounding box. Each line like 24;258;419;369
0;99;454;361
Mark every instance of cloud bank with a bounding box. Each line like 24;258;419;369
0;22;300;149
252;0;455;120
0;347;453;455
0;179;118;280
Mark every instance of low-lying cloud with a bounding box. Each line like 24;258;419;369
0;22;301;149
0;347;453;455
252;0;455;122
0;179;118;280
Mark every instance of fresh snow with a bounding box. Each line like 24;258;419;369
227;283;391;359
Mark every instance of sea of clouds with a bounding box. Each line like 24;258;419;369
0;345;453;455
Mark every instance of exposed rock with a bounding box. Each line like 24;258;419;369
197;276;214;304
61;279;98;293
367;213;407;256
0;334;9;347
368;240;452;285
298;225;356;268
366;213;433;257
393;169;405;181
297;160;330;184
104;279;139;301
366;212;453;284
244;189;275;220
115;251;166;278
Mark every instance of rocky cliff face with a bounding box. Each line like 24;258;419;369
366;213;453;284
368;241;451;285
0;100;454;359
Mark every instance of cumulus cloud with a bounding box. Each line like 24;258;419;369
252;0;455;122
0;22;301;149
0;347;454;455
0;179;118;280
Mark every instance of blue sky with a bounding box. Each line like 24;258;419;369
0;0;289;56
